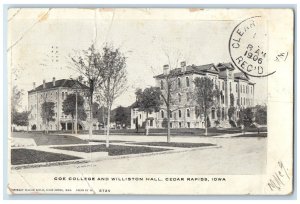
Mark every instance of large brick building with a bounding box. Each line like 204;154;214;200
27;78;93;131
131;62;255;129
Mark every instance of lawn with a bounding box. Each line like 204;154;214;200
234;133;267;138
11;148;82;165
12;132;88;146
55;127;267;136
131;142;215;148
87;140;132;143
53;144;171;156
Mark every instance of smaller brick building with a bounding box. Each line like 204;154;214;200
27;78;94;131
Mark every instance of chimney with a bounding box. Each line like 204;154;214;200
181;61;186;72
52;77;56;86
33;82;36;90
163;64;169;75
43;80;46;89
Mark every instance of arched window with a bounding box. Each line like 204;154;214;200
186;77;190;87
187;109;190;117
161;110;164;118
179;110;182;118
160;80;164;90
177;77;181;88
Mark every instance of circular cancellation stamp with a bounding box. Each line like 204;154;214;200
229;16;275;77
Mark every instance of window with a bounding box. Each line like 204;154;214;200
186;92;190;101
179;110;182;118
187;122;190;128
150;120;153;127
140;114;141;119
187;109;190;117
186;77;190;87
170;123;172;128
179;122;182;128
178;93;181;102
160;80;164;90
177;78;181;88
161;110;164;118
169;111;172;118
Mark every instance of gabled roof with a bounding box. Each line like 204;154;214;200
153;63;218;79
28;79;89;93
216;62;235;71
153;62;254;83
234;72;250;81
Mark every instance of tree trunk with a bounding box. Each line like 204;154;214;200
145;112;149;136
204;113;208;136
106;105;111;148
46;121;49;134
72;117;74;134
89;98;93;138
167;106;171;143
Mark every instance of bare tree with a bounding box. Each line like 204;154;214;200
69;44;105;138
155;48;195;143
98;45;128;148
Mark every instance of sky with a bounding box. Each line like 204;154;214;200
7;8;268;110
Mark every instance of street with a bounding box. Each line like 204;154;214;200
12;135;267;175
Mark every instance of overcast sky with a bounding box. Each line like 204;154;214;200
8;8;268;110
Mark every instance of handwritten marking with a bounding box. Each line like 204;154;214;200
267;161;290;191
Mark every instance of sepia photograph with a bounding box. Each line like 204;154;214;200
6;8;294;195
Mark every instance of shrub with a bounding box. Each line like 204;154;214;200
229;120;237;127
214;120;220;127
31;124;36;130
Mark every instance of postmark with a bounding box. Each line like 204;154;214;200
229;16;275;77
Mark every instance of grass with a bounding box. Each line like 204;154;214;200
53;144;171;156
87;140;132;143
234;133;268;138
131;142;215;148
12;132;88;146
11;148;81;165
48;127;267;136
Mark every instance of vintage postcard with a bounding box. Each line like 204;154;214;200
7;8;294;195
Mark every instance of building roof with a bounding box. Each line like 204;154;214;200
234;72;250;81
154;63;218;79
216;63;235;71
154;62;252;83
28;79;89;93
